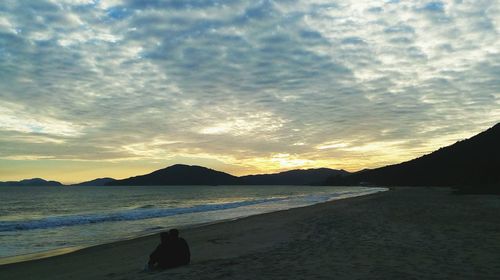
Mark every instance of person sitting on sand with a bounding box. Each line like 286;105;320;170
148;229;190;270
147;231;170;270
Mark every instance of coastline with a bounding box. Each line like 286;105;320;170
0;187;385;265
1;187;500;279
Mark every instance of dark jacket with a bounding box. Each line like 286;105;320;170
149;237;190;269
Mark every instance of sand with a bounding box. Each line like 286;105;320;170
1;187;500;280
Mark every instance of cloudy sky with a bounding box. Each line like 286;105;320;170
0;0;499;183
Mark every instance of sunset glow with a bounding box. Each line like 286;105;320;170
0;0;498;183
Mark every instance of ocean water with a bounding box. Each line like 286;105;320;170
0;185;386;261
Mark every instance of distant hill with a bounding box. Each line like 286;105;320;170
107;164;240;186
0;178;63;187
72;177;116;186
240;168;349;185
325;123;500;192
107;164;350;186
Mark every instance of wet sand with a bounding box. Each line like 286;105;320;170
1;187;500;279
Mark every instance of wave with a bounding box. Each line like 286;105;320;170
0;197;287;232
136;204;156;209
0;188;386;233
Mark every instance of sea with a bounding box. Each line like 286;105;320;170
0;185;386;263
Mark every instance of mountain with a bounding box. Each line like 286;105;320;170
0;168;348;187
325;123;500;192
240;168;349;185
72;177;116;186
0;178;63;187
107;164;240;186
107;164;350;186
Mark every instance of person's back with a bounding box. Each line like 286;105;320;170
167;229;191;267
147;229;190;270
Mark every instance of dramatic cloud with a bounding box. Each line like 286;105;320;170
0;0;498;182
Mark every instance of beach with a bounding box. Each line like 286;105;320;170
1;187;500;279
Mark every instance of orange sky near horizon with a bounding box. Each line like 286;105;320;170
0;125;489;184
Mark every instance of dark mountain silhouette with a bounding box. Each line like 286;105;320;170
0;178;63;187
107;164;240;186
72;177;116;186
325;123;500;192
240;168;349;185
107;164;350;186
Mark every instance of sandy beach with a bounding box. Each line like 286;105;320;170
1;187;500;280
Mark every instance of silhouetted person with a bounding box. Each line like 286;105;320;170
148;229;190;270
148;232;170;270
167;229;190;267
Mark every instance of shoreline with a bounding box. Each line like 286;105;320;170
0;187;386;266
0;214;250;266
2;187;500;279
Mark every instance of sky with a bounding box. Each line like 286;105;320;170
0;0;499;184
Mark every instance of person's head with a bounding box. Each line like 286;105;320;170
168;228;179;240
160;232;169;244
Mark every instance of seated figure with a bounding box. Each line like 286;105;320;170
148;229;190;270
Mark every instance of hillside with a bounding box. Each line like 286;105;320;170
106;164;240;186
325;123;500;192
0;178;63;187
71;178;116;186
240;168;349;185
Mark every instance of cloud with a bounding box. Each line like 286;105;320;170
0;102;84;137
0;0;498;181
